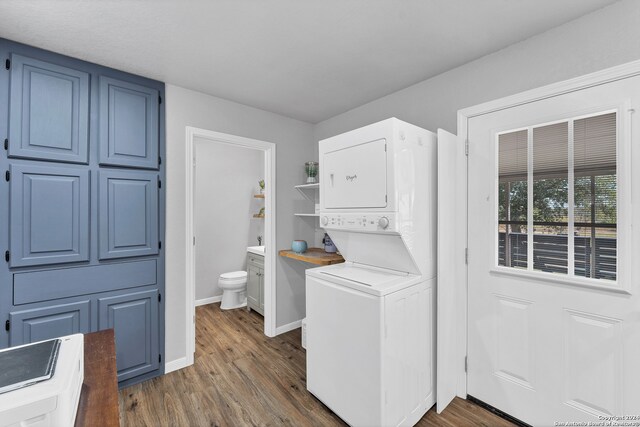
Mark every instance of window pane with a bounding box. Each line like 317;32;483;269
533;122;568;274
573;112;617;281
498;130;528;269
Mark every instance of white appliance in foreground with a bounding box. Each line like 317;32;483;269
0;334;84;427
306;118;437;426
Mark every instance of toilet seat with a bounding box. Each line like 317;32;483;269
219;271;247;286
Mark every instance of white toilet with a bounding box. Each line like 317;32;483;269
218;271;248;310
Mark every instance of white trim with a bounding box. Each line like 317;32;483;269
185;126;278;368
164;356;189;374
460;60;640;119
195;295;222;306
275;319;302;335
458;59;640;402
489;268;629;295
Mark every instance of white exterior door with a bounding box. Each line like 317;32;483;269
467;75;640;425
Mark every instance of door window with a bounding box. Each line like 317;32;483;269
497;111;617;282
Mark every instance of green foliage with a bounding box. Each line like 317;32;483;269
498;174;616;225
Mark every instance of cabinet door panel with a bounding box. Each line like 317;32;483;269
9;54;89;163
9;300;91;346
10;164;90;267
247;264;260;309
99;170;158;259
99;76;158;169
98;289;159;381
259;268;265;311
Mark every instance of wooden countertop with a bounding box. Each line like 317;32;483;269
75;329;119;427
279;247;344;266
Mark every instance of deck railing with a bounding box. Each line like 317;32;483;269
498;232;616;280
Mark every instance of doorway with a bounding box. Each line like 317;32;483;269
463;69;640;424
185;127;277;366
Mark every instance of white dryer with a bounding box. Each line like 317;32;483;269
306;118;437;426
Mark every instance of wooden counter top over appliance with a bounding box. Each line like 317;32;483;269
279;248;344;266
75;329;119;427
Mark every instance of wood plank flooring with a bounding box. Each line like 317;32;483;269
119;304;515;426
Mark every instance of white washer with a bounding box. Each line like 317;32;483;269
307;118;438;426
306;263;435;427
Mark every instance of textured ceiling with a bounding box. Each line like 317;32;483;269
0;0;619;123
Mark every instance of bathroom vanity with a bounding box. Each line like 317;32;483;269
246;250;265;315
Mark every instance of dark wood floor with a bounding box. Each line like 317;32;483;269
119;304;514;426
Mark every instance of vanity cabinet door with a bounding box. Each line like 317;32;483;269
247;263;261;313
259;268;265;312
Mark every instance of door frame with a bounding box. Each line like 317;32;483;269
184;126;277;365
456;59;640;400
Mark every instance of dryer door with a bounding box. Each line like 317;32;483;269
322;139;387;209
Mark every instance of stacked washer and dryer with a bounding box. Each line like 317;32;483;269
306;118;438;427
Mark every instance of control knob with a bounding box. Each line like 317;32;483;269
378;216;390;229
321;216;329;226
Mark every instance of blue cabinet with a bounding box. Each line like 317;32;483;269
8;54;90;164
99;170;159;260
98;289;159;381
99;76;159;169
1;38;165;387
9;300;91;346
9;164;90;267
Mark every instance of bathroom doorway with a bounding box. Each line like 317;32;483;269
185;127;277;366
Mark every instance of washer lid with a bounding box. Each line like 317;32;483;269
221;271;247;279
315;263;418;295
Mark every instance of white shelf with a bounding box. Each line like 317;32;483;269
294;213;320;217
294;183;319;190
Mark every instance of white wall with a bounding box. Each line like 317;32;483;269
194;140;264;302
314;0;640;140
165;84;315;364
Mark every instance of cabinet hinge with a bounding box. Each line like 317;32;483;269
465;139;469;156
4;251;9;262
4;59;9;70
5;171;9;182
158;95;162;104
158;293;162;303
158;156;162;165
465;248;468;265
159;354;162;363
158;241;162;250
464;356;468;372
3;138;7;150
5;320;9;331
158;180;162;189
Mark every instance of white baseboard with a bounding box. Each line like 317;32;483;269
164;356;191;374
195;295;222;306
275;319;302;335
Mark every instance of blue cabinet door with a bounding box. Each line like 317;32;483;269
98;289;159;381
99;76;159;169
9;54;90;164
98;170;159;260
10;164;90;267
9;300;91;346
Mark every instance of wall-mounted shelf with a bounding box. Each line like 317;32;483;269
279;248;344;266
253;194;265;199
295;183;319;201
294;213;319;217
253;214;265;219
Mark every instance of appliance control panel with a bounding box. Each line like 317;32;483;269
320;213;397;232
